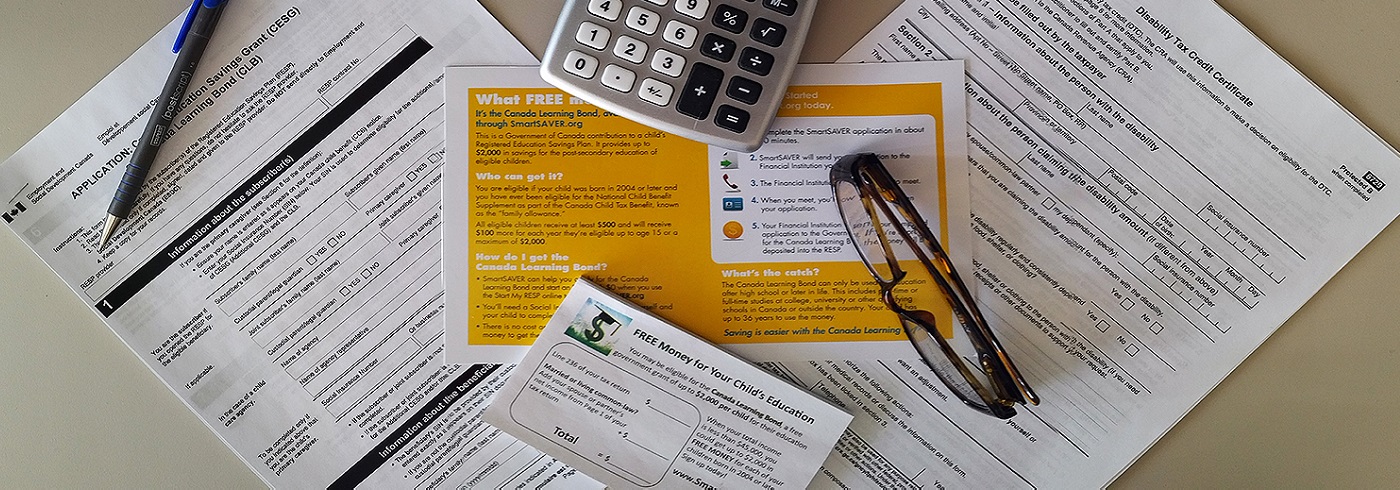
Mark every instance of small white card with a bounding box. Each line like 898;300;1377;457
483;278;852;489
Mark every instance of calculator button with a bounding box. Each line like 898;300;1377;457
726;76;762;104
575;22;612;50
588;0;623;21
700;33;736;62
715;105;750;133
677;62;724;119
674;0;709;20
613;35;649;64
738;47;773;76
638;78;675;106
643;0;668;5
650;49;685;77
762;0;798;16
602;65;637;92
712;5;748;33
625;6;661;35
563;50;600;79
663;20;698;49
750;18;786;47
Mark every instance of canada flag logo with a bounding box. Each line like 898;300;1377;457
1;201;25;223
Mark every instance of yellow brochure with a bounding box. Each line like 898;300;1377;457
444;62;968;363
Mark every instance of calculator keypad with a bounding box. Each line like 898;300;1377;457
542;0;815;151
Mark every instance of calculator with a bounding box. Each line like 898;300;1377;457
540;0;817;152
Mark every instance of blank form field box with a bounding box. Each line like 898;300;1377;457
1096;319;1111;333
1150;322;1163;334
1126;344;1140;357
512;343;700;487
1119;297;1135;310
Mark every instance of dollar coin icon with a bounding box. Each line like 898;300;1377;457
722;220;744;239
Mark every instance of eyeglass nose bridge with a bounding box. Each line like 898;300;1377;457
879;287;903;313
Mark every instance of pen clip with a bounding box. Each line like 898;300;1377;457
173;0;228;53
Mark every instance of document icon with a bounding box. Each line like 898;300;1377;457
722;197;744;211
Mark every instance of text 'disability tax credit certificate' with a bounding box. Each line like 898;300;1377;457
444;62;970;363
801;0;1400;487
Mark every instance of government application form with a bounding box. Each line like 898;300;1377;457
769;0;1400;487
0;0;599;487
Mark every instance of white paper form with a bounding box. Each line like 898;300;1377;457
766;0;1400;487
1;0;597;487
484;278;852;489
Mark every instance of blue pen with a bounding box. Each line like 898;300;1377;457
99;0;229;250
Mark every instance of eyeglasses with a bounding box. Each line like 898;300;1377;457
830;153;1038;419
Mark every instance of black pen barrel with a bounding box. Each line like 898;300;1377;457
107;3;226;219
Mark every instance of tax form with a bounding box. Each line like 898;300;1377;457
0;0;599;487
763;0;1400;487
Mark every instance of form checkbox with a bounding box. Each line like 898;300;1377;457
1126;344;1140;357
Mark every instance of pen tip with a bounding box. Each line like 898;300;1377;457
99;215;121;251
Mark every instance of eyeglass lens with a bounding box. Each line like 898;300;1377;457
834;180;897;282
903;311;993;410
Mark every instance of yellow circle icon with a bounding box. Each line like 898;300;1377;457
722;221;744;239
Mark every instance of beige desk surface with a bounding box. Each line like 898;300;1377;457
1;0;1397;487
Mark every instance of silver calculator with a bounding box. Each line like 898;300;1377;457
540;0;818;152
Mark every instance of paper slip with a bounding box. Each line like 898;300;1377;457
484;278;852;489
